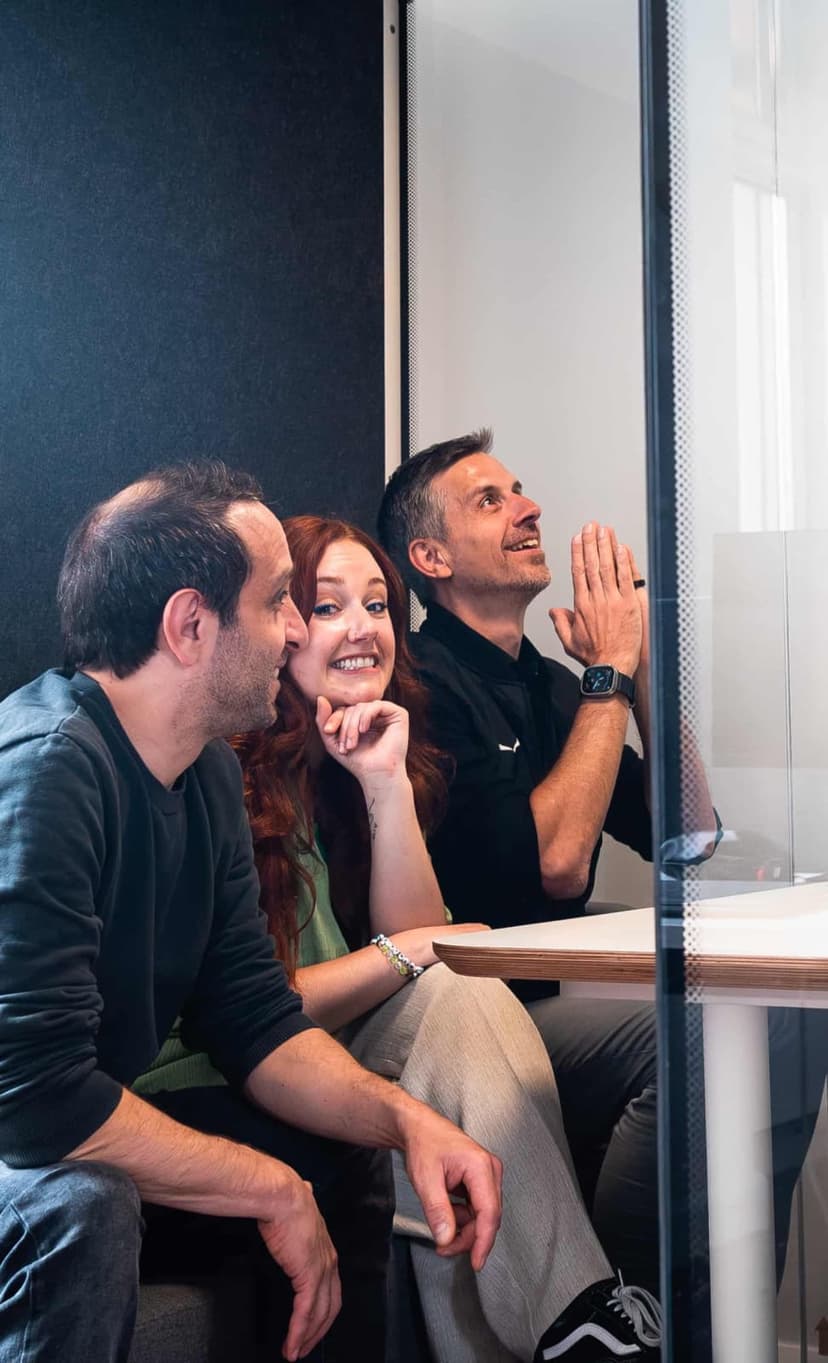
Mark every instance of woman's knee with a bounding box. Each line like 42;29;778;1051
415;963;516;1021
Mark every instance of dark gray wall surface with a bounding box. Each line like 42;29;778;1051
0;0;385;698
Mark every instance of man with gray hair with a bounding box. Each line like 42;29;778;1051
379;429;671;1293
377;430;828;1318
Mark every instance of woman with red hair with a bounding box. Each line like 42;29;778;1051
230;516;659;1363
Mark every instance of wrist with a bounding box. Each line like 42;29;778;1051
601;654;640;676
359;770;412;799
371;932;424;980
388;1088;432;1154
252;1152;305;1223
354;1074;415;1152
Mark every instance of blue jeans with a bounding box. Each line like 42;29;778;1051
0;1161;142;1363
0;1088;393;1363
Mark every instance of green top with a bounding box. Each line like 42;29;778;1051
133;843;346;1095
133;840;450;1096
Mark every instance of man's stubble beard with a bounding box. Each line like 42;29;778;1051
203;626;278;739
463;560;551;604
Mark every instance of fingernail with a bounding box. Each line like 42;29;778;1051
598;525;606;539
573;533;582;545
434;1221;451;1243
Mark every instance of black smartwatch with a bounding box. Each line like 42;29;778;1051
580;665;636;707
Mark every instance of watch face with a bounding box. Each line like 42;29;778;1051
582;665;616;694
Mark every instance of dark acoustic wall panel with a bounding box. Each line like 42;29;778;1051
0;0;385;699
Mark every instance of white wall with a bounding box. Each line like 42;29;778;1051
409;0;651;906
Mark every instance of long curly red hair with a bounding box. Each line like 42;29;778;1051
232;516;448;978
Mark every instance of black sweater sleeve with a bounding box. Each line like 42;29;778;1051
180;766;316;1087
0;732;123;1167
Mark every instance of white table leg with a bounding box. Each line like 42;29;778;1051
702;1001;777;1363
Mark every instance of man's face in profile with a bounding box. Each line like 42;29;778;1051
204;502;307;735
430;453;551;601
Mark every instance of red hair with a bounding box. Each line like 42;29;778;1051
232;516;447;977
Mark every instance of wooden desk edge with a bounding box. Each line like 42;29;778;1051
433;941;828;990
433;941;656;983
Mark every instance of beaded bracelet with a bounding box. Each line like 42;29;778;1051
370;933;424;981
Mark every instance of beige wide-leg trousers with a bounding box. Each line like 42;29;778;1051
342;963;611;1363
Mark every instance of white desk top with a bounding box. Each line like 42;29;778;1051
432;881;828;990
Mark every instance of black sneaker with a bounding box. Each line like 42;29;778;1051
534;1275;661;1361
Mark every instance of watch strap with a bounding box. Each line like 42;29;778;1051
613;671;636;705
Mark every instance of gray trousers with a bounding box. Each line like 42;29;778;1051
527;997;659;1291
528;995;827;1297
342;964;611;1363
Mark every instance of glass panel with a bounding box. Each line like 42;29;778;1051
641;0;828;1358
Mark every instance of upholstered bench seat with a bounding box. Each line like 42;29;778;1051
130;1276;260;1363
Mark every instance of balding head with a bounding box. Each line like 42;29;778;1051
58;460;263;678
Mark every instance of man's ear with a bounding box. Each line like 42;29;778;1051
160;589;217;666
409;538;453;584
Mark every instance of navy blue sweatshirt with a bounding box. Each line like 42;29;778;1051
0;670;314;1168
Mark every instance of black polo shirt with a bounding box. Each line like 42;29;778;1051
411;603;653;938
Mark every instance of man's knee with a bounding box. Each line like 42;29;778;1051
0;1162;141;1362
2;1160;142;1270
530;996;658;1085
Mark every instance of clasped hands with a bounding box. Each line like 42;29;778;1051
549;522;647;678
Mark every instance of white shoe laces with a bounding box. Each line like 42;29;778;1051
609;1274;662;1349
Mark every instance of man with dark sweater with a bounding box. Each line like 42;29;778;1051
0;462;502;1363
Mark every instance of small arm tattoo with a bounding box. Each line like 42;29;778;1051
367;797;378;843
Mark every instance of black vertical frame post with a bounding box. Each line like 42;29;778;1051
639;1;704;1359
398;0;413;464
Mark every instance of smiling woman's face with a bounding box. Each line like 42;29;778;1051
287;538;396;709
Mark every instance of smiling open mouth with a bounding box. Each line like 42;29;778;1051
330;656;379;671
505;538;540;551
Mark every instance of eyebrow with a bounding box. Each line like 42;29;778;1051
466;480;522;503
266;571;293;604
316;575;387;590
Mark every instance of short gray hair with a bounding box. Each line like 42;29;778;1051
377;428;493;603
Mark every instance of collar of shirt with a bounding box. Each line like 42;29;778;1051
419;602;545;685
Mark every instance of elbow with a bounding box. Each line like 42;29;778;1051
539;856;590;901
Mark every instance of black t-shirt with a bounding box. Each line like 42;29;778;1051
411;604;653;937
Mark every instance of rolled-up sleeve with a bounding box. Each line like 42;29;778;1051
604;744;653;862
